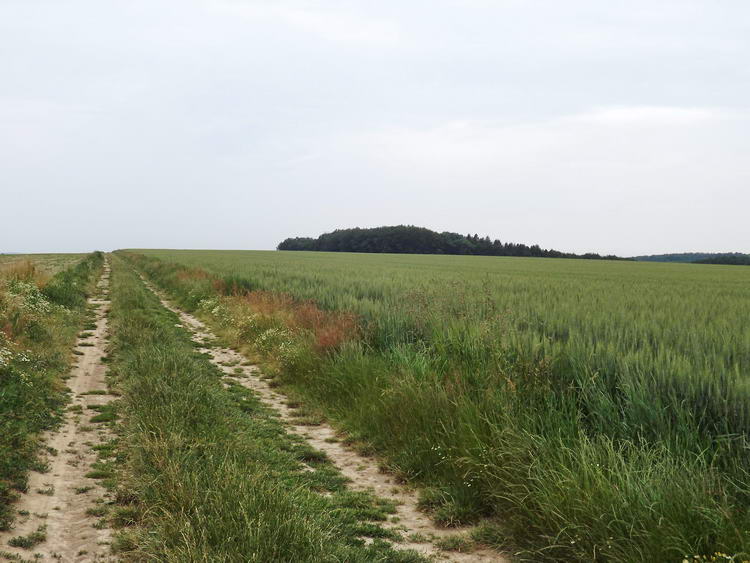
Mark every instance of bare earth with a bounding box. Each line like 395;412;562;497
0;262;115;562
141;275;506;562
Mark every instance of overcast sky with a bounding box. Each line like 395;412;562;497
1;1;748;255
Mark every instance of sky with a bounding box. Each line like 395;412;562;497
1;1;748;256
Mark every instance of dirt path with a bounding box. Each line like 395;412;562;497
0;262;116;562
139;275;505;562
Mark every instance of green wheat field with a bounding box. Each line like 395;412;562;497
128;248;750;561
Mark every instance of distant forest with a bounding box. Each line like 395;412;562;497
277;226;624;260
694;255;750;266
633;252;750;265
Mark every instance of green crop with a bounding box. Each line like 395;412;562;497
124;248;750;561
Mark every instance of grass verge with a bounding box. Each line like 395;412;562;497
106;254;423;562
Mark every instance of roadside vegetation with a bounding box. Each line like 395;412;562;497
0;252;103;530
0;254;86;277
122;248;750;561
106;254;424;561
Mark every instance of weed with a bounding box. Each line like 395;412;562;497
85;506;108;517
111;506;138;528
435;534;475;552
85;468;113;480
8;525;46;549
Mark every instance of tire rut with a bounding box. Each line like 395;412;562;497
0;261;116;562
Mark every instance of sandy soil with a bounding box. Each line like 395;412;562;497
0;263;116;562
141;276;506;562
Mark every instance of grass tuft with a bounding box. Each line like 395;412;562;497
8;525;46;549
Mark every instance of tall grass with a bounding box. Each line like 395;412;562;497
124;249;750;561
0;253;86;277
107;255;423;562
0;252;103;530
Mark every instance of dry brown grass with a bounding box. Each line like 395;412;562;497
0;259;50;286
176;268;211;282
221;290;359;353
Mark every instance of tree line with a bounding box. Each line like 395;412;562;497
633;252;750;265
694;255;750;266
277;225;624;260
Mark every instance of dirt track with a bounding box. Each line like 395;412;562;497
0;262;115;562
140;275;506;563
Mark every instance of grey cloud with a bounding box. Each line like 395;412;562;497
1;0;748;254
